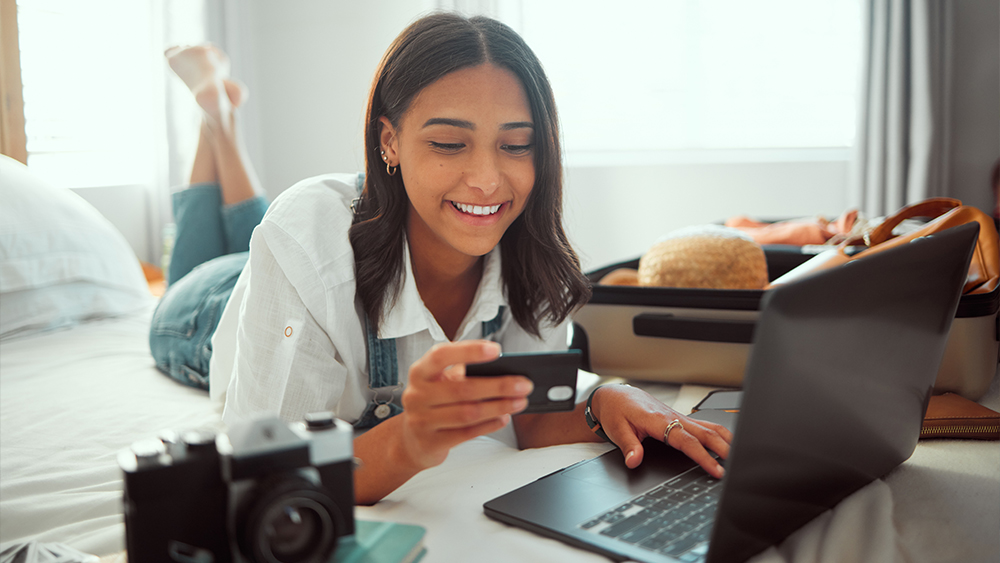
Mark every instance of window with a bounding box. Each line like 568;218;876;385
15;0;205;188
494;0;863;165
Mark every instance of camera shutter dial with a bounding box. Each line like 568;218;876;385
304;412;336;430
129;438;166;468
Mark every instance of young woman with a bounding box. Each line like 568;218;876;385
154;13;731;505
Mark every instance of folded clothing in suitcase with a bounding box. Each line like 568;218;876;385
572;246;1000;400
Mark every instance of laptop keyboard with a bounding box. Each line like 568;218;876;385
578;468;721;562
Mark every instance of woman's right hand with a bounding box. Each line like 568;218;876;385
398;340;533;469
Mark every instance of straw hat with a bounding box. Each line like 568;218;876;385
636;225;768;290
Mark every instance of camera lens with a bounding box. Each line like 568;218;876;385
239;479;341;563
260;500;330;562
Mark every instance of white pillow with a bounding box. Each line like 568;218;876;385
0;155;152;338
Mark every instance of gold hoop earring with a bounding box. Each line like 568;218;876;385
380;149;397;175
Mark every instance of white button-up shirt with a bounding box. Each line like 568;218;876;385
209;173;566;430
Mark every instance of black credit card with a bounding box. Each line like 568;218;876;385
467;350;581;413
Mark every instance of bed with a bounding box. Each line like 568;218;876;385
1;155;998;563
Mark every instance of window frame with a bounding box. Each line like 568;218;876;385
0;0;27;164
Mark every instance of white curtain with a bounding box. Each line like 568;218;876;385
14;0;213;263
851;0;951;217
156;0;260;265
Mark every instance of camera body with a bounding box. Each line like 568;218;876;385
119;413;355;563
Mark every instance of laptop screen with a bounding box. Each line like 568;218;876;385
706;223;977;563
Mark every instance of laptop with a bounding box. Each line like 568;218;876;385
484;222;980;563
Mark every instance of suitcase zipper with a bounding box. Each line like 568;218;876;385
920;425;1000;437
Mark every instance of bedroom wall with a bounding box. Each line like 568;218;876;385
204;1;994;272
71;184;154;264
562;159;849;270
232;3;853;272
47;3;995;267
233;0;437;198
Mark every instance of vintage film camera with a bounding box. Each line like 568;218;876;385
118;412;355;563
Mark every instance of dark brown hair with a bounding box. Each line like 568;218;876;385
349;12;591;337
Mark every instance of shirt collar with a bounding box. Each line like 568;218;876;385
377;241;506;341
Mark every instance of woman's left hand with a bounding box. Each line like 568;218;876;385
590;384;732;479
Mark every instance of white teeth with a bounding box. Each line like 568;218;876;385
453;202;502;216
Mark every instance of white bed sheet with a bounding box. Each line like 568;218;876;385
1;309;997;563
0;306;220;554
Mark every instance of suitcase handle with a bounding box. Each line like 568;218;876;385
632;313;756;344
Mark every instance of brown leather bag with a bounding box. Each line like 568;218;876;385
921;392;1000;440
772;198;999;294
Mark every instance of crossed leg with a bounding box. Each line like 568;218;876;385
150;45;267;387
166;44;261;205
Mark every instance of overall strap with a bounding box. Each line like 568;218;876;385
352;170;404;430
481;306;506;339
353;317;404;430
366;318;399;389
352;306;507;430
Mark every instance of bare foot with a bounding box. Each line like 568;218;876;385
165;44;246;125
224;79;248;108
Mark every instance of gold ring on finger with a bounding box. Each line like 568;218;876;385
663;419;684;443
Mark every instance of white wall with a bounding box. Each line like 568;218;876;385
237;0;437;199
72;185;154;263
23;3;994;269
564;160;849;271
232;2;853;272
218;1;994;273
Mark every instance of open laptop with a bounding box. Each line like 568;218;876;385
484;222;980;563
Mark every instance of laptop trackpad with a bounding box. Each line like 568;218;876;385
562;439;701;496
561;406;737;496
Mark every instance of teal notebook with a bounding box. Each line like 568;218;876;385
334;520;427;563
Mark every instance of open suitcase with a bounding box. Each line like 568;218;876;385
571;246;1000;400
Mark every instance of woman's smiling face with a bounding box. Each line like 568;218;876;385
380;63;535;266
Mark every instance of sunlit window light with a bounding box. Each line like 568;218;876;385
499;0;862;162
